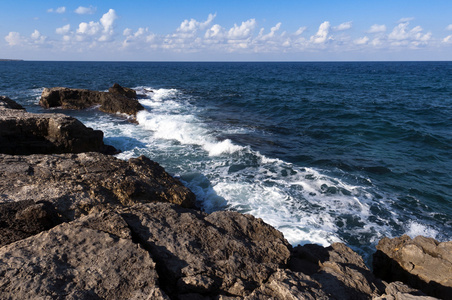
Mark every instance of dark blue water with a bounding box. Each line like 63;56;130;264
1;61;451;260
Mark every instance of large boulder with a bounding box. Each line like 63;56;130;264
39;84;144;117
0;100;116;155
373;235;452;299
0;210;167;299
0;153;197;220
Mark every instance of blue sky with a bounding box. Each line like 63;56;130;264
1;0;452;61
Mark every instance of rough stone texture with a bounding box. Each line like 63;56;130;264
0;153;197;219
0;104;116;155
39;84;144;117
289;243;385;299
109;82;137;98
373;235;452;299
120;202;292;298
0;200;63;247
0;211;168;300
374;281;439;300
0;95;24;110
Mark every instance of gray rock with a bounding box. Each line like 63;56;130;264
0;104;116;155
0;95;24;110
0;211;168;300
0;153;197;219
120;202;292;298
373;235;452;299
289;243;385;299
373;281;439;300
40;84;144;117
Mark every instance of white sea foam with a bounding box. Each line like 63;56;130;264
405;221;438;239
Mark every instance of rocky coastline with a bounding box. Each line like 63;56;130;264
0;91;450;299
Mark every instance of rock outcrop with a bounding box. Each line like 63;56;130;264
0;153;196;220
373;235;452;299
0;97;116;155
39;84;144;117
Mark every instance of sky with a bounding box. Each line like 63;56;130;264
1;0;452;61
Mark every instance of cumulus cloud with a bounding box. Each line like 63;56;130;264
257;23;282;41
334;21;352;31
398;17;414;23
388;22;431;46
56;24;71;35
368;24;386;33
228;19;257;39
178;13;216;33
47;7;66;14
75;6;97;15
446;24;452;31
294;27;307;36
74;9;118;42
310;21;330;44
443;35;452;43
5;32;24;46
354;36;369;45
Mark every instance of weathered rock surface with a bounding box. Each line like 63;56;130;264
39;84;144;117
374;281;438;300
0;153;196;220
0;99;116;155
0;210;168;299
373;235;452;299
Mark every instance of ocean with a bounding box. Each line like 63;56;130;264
1;61;451;261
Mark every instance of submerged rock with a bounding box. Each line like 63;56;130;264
0;97;116;155
39;84;144;117
0;153;196;219
373;235;452;299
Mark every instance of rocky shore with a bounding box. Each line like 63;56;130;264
0;94;450;299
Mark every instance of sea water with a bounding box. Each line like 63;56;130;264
1;61;451;261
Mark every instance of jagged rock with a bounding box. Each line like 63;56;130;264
0;95;24;110
109;83;137;98
373;281;438;300
0;200;63;247
289;243;385;299
0;100;116;155
0;153;196;220
0;211;168;299
39;84;144;117
120;202;292;298
373;235;452;299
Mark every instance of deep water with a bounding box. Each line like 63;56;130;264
1;61;451;261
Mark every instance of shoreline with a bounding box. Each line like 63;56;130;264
0;90;450;299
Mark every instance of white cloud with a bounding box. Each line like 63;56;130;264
178;13;216;33
100;9;117;33
228;19;257;39
5;32;24;46
205;24;224;39
368;24;386;33
355;36;369;45
47;7;66;14
446;24;452;31
398;17;415;23
310;21;330;44
30;30;47;44
388;22;431;45
77;21;101;35
294;27;307;36
257;23;282;41
75;6;97;15
443;35;452;43
75;9;118;42
334;21;352;31
56;24;71;35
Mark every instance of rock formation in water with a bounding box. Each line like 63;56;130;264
39;83;144;117
0;97;449;299
0;96;116;155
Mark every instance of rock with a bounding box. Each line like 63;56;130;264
0;101;116;155
120;202;292;298
373;235;452;299
0;211;168;299
289;243;385;299
109;83;137;98
0;153;196;219
39;84;144;117
0;95;24;110
373;281;439;300
0;200;63;247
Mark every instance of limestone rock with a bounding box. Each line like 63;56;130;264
0;153;197;219
0;211;167;299
120;202;292;298
373;235;452;299
0;100;116;155
289;243;385;299
0;95;24;110
39;84;144;117
374;281;439;300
